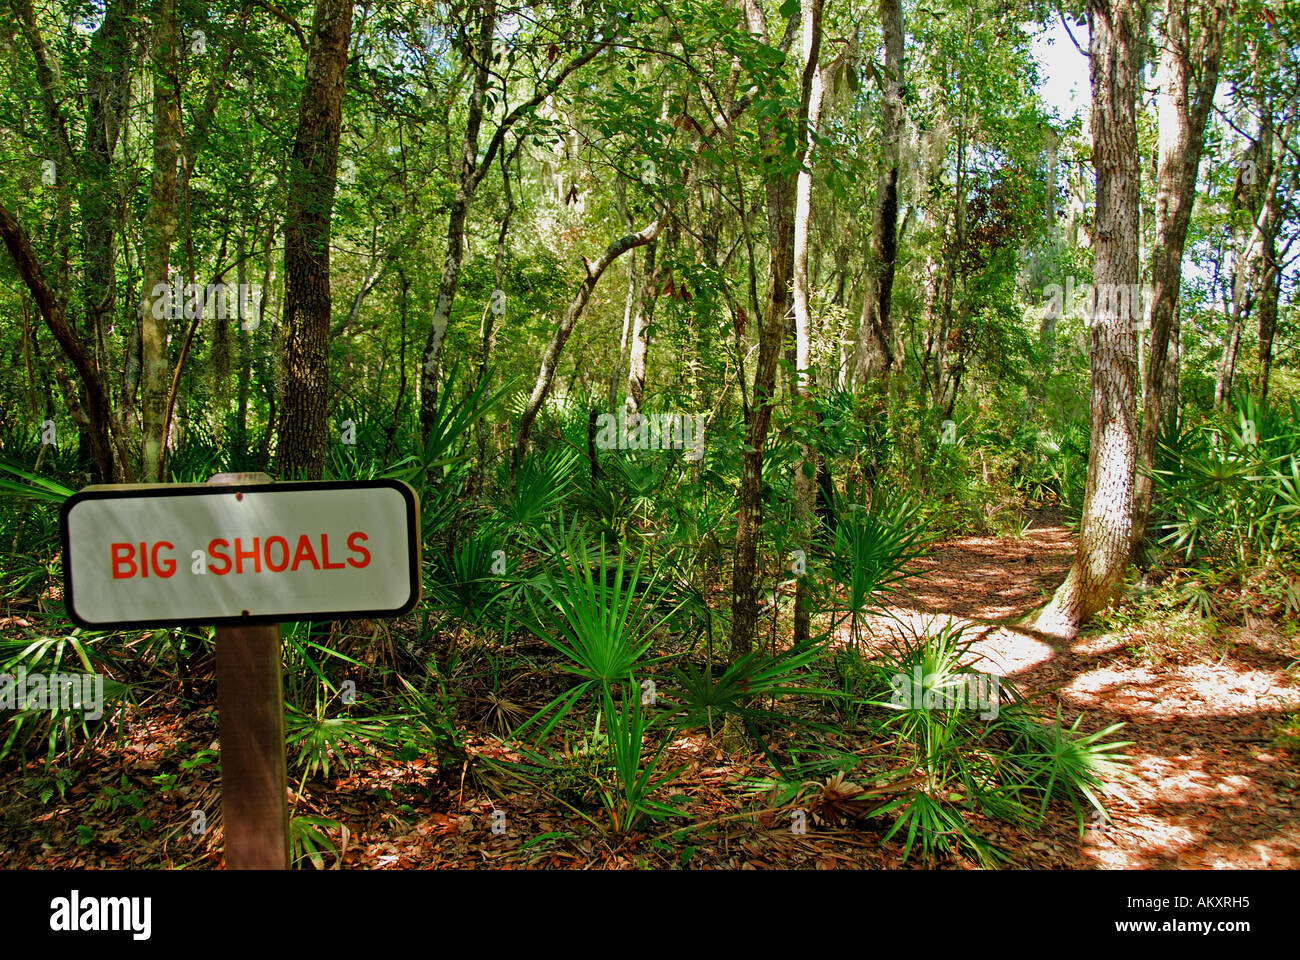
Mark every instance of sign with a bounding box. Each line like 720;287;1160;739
60;479;421;629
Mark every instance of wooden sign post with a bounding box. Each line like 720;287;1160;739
59;474;421;870
215;620;289;868
209;473;288;870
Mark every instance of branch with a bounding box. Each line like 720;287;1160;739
0;199;114;476
249;0;308;50
470;25;618;192
11;0;76;169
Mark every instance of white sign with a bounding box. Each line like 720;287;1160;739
60;480;421;628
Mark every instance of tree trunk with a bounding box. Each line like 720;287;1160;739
418;16;616;437
1256;234;1279;403
729;0;818;660
419;0;498;438
792;0;825;648
513;14;792;470
277;0;354;480
138;0;181;481
849;0;904;386
1130;0;1226;562
1036;0;1141;639
83;0;133;478
625;237;660;413
0;203;117;480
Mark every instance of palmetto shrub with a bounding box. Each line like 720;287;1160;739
1152;393;1300;569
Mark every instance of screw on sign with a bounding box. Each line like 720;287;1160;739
59;473;421;868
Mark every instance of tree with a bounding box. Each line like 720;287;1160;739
418;7;615;439
728;0;818;660
791;0;826;647
277;0;354;480
849;0;904;385
1036;0;1142;639
1129;0;1227;562
138;0;181;482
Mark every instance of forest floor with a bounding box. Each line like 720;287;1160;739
862;522;1300;868
3;523;1298;870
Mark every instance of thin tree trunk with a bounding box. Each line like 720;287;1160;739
138;0;181;481
625;238;659;413
419;0;498;436
729;0;817;660
0;203;117;480
792;0;825;648
83;0;133;478
235;216;252;457
514;215;667;471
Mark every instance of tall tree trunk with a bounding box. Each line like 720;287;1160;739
1162;300;1181;427
610;176;638;414
1036;0;1141;639
83;0;133;478
138;0;181;481
1254;111;1289;404
729;0;818;660
849;0;904;385
419;0;498;437
792;0;825;648
1256;231;1280;403
472;144;515;495
1130;0;1226;562
276;0;354;479
1037;124;1061;401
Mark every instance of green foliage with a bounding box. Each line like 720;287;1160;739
289;814;341;870
515;520;677;740
598;686;686;832
828;621;1131;865
1152;394;1300;568
826;486;933;648
668;642;837;734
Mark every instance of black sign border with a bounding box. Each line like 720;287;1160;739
59;479;422;630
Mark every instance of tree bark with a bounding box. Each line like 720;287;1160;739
138;0;182;482
625;237;660;413
276;0;354;480
729;0;818;660
849;0;904;386
1036;0;1142;639
792;0;825;648
1130;0;1226;562
82;0;134;477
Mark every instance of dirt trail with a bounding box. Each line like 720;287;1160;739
868;524;1300;869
